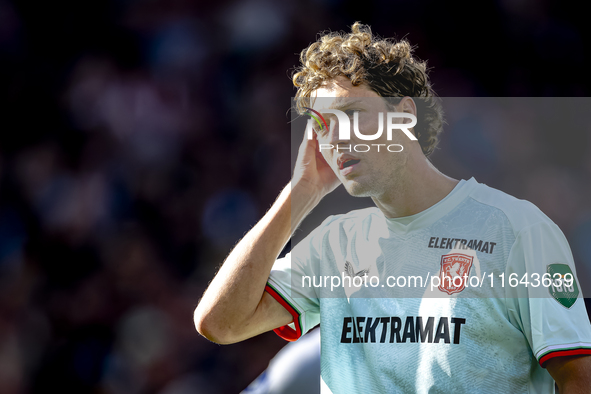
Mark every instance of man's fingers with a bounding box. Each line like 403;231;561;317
298;130;318;162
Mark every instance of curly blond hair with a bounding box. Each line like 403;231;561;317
293;22;443;157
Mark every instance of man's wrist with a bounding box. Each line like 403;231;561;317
290;180;323;208
281;181;322;231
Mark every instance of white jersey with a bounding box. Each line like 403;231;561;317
265;177;591;393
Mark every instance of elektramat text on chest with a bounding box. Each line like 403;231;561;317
340;316;467;344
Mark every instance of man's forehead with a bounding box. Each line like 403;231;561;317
309;77;381;111
310;97;359;110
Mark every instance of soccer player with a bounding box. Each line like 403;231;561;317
194;23;591;393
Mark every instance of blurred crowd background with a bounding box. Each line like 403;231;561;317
1;0;591;393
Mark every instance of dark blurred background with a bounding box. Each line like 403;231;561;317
1;0;591;393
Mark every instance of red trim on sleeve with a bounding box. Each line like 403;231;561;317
265;284;302;342
539;348;591;367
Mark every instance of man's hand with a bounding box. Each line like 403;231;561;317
292;130;341;201
546;355;591;393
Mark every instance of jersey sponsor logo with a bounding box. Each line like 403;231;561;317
428;237;497;254
547;263;579;309
339;315;467;344
438;253;474;295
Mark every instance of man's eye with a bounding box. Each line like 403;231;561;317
314;125;327;136
344;109;358;117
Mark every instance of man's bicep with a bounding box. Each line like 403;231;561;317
258;289;295;331
546;355;591;393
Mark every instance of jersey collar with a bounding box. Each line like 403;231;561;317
379;177;478;235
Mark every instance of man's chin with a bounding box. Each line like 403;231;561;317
342;180;375;198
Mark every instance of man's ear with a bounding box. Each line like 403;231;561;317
399;97;417;119
397;97;418;139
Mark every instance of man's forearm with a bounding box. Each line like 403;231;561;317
194;182;320;343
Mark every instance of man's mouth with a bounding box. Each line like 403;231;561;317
340;159;361;170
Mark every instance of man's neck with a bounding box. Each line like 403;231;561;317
372;157;459;219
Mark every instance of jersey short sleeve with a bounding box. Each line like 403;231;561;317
266;217;331;341
505;220;591;367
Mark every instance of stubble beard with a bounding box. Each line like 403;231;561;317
343;162;404;200
342;175;383;198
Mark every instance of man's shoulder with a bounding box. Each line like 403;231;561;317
296;207;383;254
468;179;555;235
